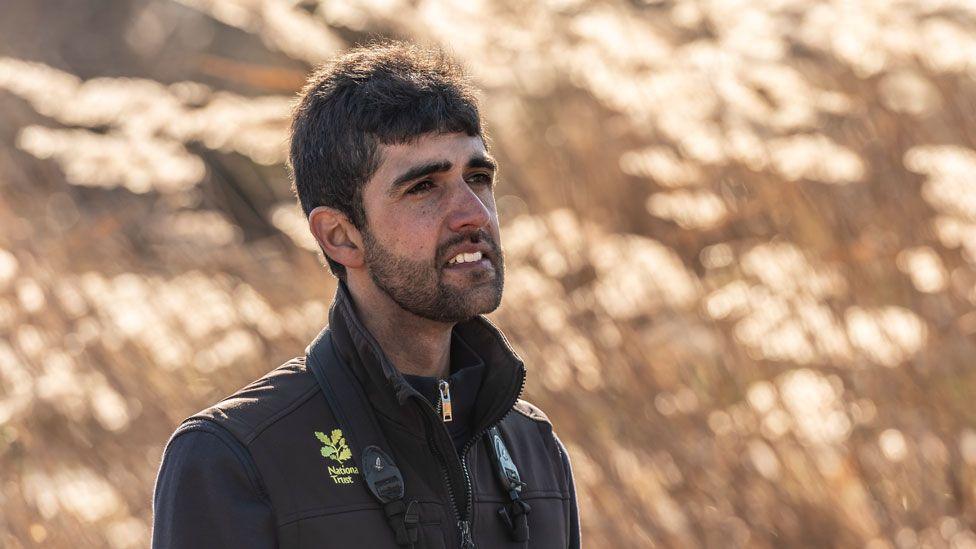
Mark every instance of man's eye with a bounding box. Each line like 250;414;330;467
406;180;434;194
469;173;493;186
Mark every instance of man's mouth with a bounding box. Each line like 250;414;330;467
443;250;494;273
446;251;484;265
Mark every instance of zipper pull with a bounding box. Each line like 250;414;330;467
438;379;453;423
458;519;474;548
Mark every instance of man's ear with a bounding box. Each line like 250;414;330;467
308;206;365;270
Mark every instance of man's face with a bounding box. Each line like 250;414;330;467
359;132;504;323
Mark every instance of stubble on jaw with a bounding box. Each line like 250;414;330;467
361;227;505;323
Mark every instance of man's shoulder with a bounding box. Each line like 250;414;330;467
511;398;553;425
499;398;573;494
502;398;559;452
187;356;322;445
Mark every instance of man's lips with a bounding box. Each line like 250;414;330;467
444;256;493;271
440;243;496;267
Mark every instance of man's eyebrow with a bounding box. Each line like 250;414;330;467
387;154;498;197
467;155;497;171
389;160;453;196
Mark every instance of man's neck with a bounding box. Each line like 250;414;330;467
343;277;453;379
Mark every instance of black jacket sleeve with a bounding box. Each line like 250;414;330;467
554;433;581;549
152;420;276;548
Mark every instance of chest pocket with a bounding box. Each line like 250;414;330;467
470;425;570;548
277;500;450;549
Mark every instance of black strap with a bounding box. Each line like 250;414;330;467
306;329;418;547
486;426;531;542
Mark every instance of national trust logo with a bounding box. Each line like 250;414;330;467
314;429;360;485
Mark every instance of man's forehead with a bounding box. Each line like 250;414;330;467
375;133;488;175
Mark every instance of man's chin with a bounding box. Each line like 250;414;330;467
452;281;504;318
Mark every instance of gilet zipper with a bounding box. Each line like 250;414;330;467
416;369;526;548
438;380;454;423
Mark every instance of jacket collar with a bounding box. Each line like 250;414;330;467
320;281;526;434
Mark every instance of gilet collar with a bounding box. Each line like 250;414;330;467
323;281;526;434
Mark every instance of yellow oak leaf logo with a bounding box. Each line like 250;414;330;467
314;429;352;465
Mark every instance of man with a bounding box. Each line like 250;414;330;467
152;42;580;548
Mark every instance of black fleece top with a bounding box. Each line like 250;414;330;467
402;331;485;455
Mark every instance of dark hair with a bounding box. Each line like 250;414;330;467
289;41;484;279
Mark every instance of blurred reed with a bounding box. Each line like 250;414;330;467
1;0;976;547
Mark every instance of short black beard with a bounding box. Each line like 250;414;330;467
362;226;505;323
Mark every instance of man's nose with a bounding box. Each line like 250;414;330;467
446;179;492;233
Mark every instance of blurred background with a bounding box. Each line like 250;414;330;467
1;0;976;547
